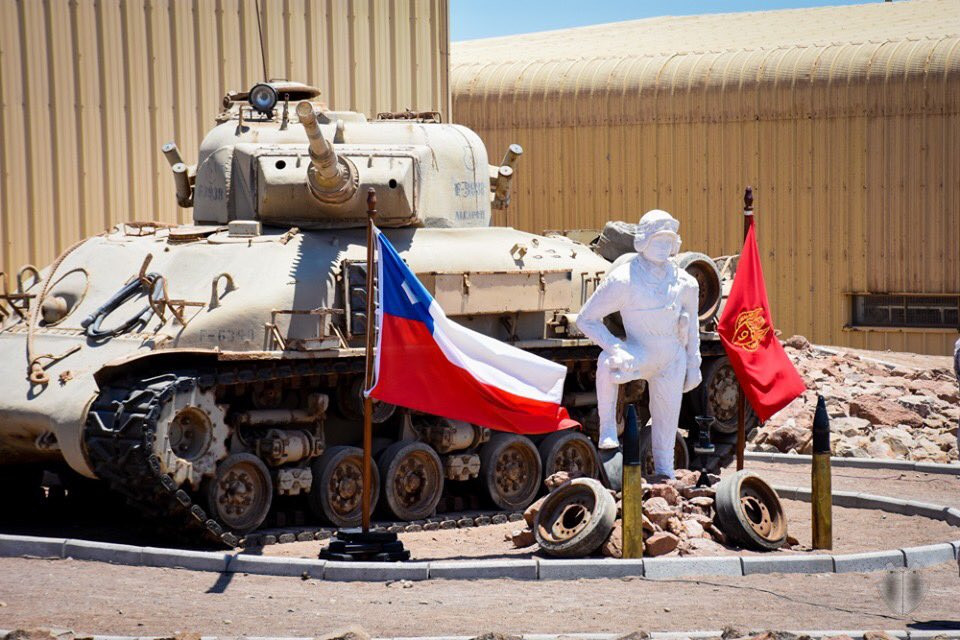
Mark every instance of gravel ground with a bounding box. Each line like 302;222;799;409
2;461;959;637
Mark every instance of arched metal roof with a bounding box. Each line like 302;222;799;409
451;0;960;126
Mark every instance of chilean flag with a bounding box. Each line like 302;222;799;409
366;228;578;434
718;217;806;422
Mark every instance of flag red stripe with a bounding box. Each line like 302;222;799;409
372;313;577;434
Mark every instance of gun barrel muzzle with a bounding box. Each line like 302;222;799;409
297;101;357;203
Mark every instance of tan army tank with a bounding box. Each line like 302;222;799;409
0;81;746;547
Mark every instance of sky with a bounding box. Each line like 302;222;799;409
450;0;882;41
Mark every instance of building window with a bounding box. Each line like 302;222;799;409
852;294;959;329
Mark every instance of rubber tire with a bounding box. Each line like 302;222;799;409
538;430;600;480
692;355;759;435
534;477;617;558
638;420;690;477
479;432;542;511
308;445;380;528
204;453;273;534
714;469;787;551
377;440;444;521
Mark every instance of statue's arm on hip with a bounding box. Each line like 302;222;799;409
577;272;636;369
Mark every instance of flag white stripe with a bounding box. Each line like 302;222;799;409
427;300;566;405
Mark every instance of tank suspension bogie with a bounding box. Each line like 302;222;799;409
255;429;323;467
420;417;490;454
296;101;359;205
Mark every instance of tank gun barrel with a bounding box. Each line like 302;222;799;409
296;101;358;204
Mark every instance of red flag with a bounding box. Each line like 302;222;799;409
718;218;806;421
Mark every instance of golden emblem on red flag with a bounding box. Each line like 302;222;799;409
732;307;770;352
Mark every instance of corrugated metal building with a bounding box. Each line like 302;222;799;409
0;0;449;277
451;0;960;355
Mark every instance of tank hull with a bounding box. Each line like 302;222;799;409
0;224;610;482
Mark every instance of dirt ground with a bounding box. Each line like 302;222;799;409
260;496;960;560
2;461;959;637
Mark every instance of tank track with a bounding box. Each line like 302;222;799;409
84;373;240;547
82;354;738;549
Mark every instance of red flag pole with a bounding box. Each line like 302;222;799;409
362;187;377;532
736;186;753;470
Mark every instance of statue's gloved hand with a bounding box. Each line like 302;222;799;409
682;361;703;393
607;343;640;380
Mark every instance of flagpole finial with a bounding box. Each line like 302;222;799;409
366;187;377;218
744;186;753;213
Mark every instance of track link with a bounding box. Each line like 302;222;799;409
84;373;238;548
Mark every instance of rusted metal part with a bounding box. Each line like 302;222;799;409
715;470;787;551
534;477;616;558
375;109;441;123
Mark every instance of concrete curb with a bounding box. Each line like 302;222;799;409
3;631;960;640
2;484;959;581
745;451;960;475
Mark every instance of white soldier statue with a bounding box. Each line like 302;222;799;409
578;209;702;479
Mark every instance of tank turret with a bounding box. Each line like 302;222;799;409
172;81;522;230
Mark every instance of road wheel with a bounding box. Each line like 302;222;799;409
538;430;599;480
205;453;273;533
638;420;690;477
479;433;541;511
378;440;444;521
715;470;787;550
308;446;379;527
534;477;616;557
692;356;758;435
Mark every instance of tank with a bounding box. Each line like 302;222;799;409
0;80;746;546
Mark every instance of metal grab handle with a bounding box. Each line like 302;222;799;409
16;265;41;292
209;273;237;309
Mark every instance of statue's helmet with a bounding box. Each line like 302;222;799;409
634;209;682;255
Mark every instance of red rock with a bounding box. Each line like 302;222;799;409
643;497;675;527
602;520;622;558
523;496;546;528
850;396;923;428
908;379;960;404
680;486;716;499
544;470;584;491
764;422;808;452
509;528;535;548
644;532;680;556
673;469;700;487
647;483;680;505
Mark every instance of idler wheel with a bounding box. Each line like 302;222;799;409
538;430;600;481
308;445;380;527
205;453;273;533
479;433;542;511
378;440;444;521
534;477;616;558
692;356;758;435
638;420;690;477
714;470;787;550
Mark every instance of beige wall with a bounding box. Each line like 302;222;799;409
452;4;960;355
0;0;449;277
